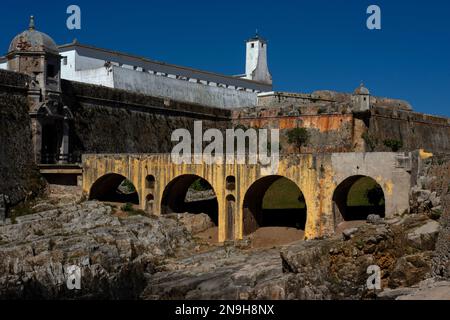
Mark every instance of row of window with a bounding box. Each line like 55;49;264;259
60;55;261;93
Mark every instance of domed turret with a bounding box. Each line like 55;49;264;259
6;16;61;98
354;82;370;95
8;16;58;54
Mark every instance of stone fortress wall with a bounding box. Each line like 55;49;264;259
0;70;45;205
233;91;450;154
1;66;450;207
60;79;231;157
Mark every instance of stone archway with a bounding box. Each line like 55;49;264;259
242;175;307;243
161;174;218;225
89;173;139;204
332;175;385;225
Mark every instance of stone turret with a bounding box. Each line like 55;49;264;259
353;82;370;111
7;16;62;105
6;17;72;165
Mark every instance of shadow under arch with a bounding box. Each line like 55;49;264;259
161;174;218;225
89;173;139;204
332;175;385;224
243;175;307;236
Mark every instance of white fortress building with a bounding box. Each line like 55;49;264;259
0;19;272;109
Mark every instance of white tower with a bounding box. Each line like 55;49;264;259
244;33;272;85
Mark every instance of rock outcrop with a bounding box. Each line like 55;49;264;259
0;201;193;299
141;214;440;300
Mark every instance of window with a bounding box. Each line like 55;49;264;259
251;43;255;48
226;176;236;190
145;175;156;189
62;56;68;65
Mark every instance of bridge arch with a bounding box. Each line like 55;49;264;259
89;173;139;204
242;175;307;238
161;174;218;225
332;175;385;225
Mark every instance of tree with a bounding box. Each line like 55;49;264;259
366;186;384;206
287;128;310;152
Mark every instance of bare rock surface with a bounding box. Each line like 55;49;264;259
142;214;441;300
0;197;444;300
0;201;193;299
166;213;215;235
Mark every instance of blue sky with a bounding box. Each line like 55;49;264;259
1;0;449;116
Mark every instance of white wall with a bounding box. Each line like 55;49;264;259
59;48;260;108
112;66;257;109
64;66;114;87
0;62;7;70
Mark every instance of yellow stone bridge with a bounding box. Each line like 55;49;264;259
82;153;411;243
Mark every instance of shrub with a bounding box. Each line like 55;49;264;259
121;202;134;212
287;127;310;152
383;139;403;152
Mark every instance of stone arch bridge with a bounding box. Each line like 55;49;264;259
82;153;412;243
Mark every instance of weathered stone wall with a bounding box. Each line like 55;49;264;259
61;80;231;156
0;70;45;205
366;107;450;153
232;107;364;153
232;104;450;154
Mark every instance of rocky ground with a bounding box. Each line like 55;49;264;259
0;201;193;299
142;213;448;300
1;156;450;301
0;195;448;299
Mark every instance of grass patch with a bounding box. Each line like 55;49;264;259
347;177;385;207
262;177;306;209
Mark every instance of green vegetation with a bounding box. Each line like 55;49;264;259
383;139;403;152
366;185;385;206
120;202;146;216
262;177;306;209
190;178;212;191
286;127;310;152
121;202;134;212
430;208;443;220
347;177;385;207
118;179;136;194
